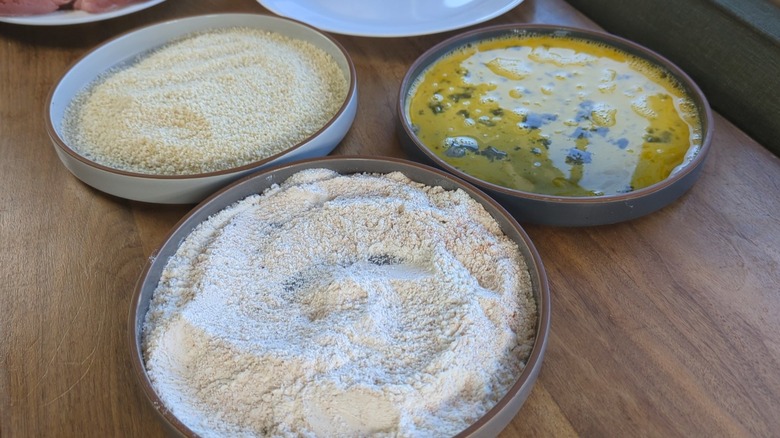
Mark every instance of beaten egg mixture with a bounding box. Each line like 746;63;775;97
407;34;703;196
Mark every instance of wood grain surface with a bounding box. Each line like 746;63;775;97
1;0;779;436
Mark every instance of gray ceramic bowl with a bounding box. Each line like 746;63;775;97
398;24;713;226
129;156;551;437
46;13;357;204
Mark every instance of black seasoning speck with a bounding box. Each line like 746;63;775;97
565;148;592;165
428;102;444;114
481;146;508;161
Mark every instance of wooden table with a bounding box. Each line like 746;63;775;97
1;0;778;436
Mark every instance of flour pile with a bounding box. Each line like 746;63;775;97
142;169;537;437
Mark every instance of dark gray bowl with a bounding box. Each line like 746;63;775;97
398;24;713;226
129;156;551;437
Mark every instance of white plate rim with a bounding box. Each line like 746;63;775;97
256;0;524;37
0;0;166;26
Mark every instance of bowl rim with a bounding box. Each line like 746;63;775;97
397;23;714;206
44;12;357;181
128;155;551;437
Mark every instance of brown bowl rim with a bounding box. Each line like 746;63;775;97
397;23;714;206
128;155;551;437
44;12;357;181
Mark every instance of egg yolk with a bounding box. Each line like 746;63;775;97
407;35;703;196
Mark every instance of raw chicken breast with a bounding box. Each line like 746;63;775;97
73;0;143;13
0;0;71;16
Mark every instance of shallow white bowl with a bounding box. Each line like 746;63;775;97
46;13;357;204
129;156;551;437
397;24;712;226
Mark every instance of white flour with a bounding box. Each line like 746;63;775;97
142;169;537;437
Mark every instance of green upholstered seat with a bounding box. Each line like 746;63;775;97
565;0;780;156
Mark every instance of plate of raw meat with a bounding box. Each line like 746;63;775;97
0;0;165;25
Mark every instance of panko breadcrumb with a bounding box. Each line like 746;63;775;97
62;27;348;175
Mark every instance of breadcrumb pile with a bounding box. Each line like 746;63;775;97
62;27;348;175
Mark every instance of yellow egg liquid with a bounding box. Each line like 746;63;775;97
407;35;702;196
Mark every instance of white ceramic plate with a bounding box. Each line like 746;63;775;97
257;0;524;37
0;0;166;26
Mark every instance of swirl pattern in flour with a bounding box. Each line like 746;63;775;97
143;168;536;437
